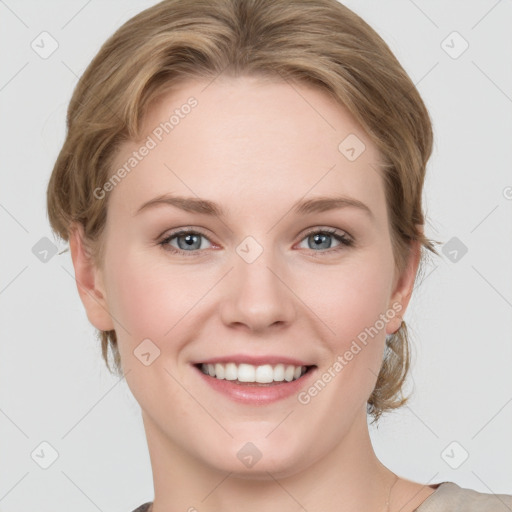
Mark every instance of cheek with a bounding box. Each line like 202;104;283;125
103;247;181;345
297;266;392;413
104;245;218;351
301;253;394;349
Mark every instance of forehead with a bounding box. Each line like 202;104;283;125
108;75;387;225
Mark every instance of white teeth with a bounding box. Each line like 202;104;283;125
284;365;295;382
238;363;255;382
255;364;274;383
273;364;285;381
200;362;308;383
225;362;237;380
214;363;225;379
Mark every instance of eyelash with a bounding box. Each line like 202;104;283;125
157;227;354;257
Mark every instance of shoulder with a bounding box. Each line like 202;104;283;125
416;482;512;512
131;503;152;512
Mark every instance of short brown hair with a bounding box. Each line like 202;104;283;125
47;0;440;422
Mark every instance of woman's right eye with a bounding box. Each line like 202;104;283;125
159;230;213;254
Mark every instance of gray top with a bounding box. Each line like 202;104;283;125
413;481;512;511
132;482;512;512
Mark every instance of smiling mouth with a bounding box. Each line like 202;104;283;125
195;362;316;385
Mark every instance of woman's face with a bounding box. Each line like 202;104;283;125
80;75;418;477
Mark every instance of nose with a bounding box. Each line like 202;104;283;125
218;246;297;334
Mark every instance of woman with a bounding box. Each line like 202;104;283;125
46;0;512;510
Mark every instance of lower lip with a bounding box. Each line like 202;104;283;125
193;365;317;405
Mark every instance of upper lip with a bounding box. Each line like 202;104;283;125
192;355;315;367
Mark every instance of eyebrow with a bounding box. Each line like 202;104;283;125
135;193;374;220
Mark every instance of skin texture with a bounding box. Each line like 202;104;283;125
70;75;436;511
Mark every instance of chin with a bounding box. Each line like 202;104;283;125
198;433;316;480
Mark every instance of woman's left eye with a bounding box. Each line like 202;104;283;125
158;228;353;255
297;228;354;253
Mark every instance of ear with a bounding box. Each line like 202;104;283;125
386;231;423;336
68;223;114;332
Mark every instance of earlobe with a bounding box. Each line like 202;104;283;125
68;224;114;332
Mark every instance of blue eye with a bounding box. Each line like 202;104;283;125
160;230;212;253
158;227;353;256
298;228;353;252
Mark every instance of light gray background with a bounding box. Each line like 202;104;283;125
1;1;511;511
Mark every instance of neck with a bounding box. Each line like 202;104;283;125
144;410;397;512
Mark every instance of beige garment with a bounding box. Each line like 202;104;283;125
415;482;512;512
132;482;512;512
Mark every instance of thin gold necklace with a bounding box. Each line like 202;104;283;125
384;473;400;512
